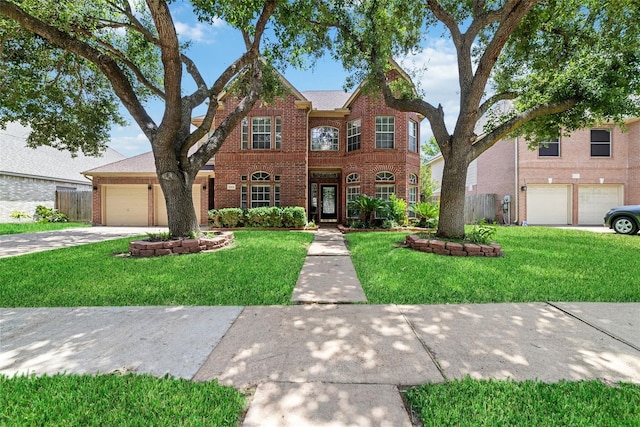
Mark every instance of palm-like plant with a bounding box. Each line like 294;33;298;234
410;201;439;228
348;194;387;227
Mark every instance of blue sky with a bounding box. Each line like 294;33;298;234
109;4;461;157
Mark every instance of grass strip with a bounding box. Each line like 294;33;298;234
0;230;313;307
0;373;245;426
0;222;90;235
346;227;640;304
405;378;640;426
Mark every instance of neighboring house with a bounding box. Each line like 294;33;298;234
0;122;125;222
85;66;422;226
429;118;640;225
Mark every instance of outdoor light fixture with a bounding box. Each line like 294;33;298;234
148;185;152;190
520;185;527;191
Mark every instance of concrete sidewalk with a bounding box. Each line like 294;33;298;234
2;303;639;425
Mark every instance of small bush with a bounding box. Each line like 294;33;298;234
210;206;307;229
467;219;497;245
410;202;439;228
384;194;408;225
9;210;31;220
282;207;306;228
34;205;68;223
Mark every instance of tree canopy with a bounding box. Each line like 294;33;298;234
293;0;640;238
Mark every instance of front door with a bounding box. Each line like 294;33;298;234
320;185;338;222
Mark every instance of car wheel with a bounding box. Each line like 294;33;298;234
612;216;639;235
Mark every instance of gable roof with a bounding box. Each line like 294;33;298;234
301;90;353;111
83;151;156;175
0;122;125;185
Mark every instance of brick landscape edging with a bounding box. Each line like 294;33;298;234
405;234;503;257
129;231;234;257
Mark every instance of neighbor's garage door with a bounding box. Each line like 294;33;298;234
526;184;572;225
154;184;202;226
104;185;148;226
578;184;623;225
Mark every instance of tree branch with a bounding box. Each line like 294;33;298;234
0;0;157;139
478;91;518;118
471;97;579;158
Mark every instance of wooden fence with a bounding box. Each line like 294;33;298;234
55;189;92;222
464;194;496;224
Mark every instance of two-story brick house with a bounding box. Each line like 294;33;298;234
85;67;422;226
429;118;640;226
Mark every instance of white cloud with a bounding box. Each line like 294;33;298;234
109;126;151;157
400;38;461;142
174;20;225;44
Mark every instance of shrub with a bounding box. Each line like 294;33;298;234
9;210;31;220
467;219;497;245
384;194;408;225
410;202;439;228
208;208;245;228
348;195;386;227
34;205;68;223
282;206;307;228
245;207;272;227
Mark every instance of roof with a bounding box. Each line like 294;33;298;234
301;90;353;111
0;122;126;185
83;151;156;175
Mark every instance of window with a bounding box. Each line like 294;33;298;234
346;173;360;184
311;126;339;151
408;120;418;152
539;138;560;157
251;185;271;207
376;116;395;149
241;185;248;209
275;116;282;149
274;185;281;207
408;185;418;218
591;129;611;157
375;171;395;182
241;118;248;150
347;119;361;152
251;171;270;181
409;173;418;185
375;185;395;201
346;186;360;218
252;117;271;149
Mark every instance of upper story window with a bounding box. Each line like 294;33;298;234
347;119;361;152
408;120;418;152
591;129;611;157
376;116;395;149
538;138;560;157
275;117;282;149
311;126;339;151
375;171;395;182
241;118;249;150
252;117;271;149
346;173;360;183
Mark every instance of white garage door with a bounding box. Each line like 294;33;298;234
578;185;623;225
154;185;202;226
104;185;148;226
526;185;572;225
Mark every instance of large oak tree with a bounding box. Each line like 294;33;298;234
302;0;640;238
0;0;321;236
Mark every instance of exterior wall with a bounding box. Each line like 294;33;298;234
91;175;209;226
212;91;421;224
213;93;309;211
474;138;517;224
0;174;89;222
516;124;636;225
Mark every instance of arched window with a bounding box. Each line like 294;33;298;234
409;173;418;185
375;172;395;182
251;172;271;181
346;173;360;183
311;126;339;151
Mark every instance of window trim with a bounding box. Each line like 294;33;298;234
375;171;395;182
538;138;560;157
346;173;360;184
590;128;611;158
311;126;340;151
346;185;360;218
347;118;362;152
251;117;272;150
408;120;418;152
375;116;395;149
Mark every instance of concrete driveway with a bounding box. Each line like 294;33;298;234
0;226;168;258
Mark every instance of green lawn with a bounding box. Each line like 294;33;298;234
0;374;245;426
405;378;640;426
0;222;90;235
346;226;640;304
0;230;313;307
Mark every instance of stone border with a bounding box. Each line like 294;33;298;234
129;231;234;257
405;234;503;257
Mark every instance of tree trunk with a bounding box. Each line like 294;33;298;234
436;151;471;239
159;170;199;237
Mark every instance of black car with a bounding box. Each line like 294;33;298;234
604;205;640;235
